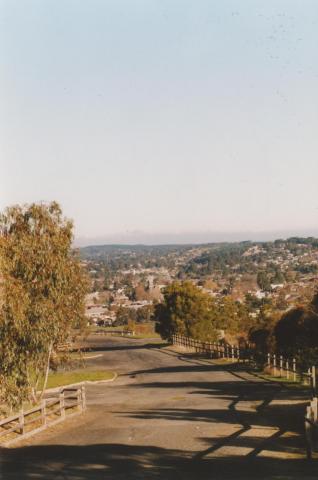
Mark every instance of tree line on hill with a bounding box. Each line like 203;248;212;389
178;238;318;279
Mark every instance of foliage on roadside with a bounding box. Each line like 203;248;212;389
249;290;318;368
154;281;253;342
0;202;89;408
154;281;218;341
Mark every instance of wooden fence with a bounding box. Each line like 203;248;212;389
0;385;86;447
265;354;316;388
305;397;318;458
94;329;135;336
172;334;316;391
172;334;243;361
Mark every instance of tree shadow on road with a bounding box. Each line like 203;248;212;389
127;377;309;430
122;365;313;465
81;342;168;353
3;346;316;479
2;442;317;480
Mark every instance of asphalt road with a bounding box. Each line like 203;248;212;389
1;336;317;479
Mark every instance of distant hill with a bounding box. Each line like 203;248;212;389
79;243;196;260
79;237;318;262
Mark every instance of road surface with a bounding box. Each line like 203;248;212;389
1;335;317;479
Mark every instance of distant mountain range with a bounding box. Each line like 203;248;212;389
79;236;318;261
75;228;318;248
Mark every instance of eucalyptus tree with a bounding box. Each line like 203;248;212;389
0;202;88;407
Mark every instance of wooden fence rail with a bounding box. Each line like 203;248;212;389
172;334;316;392
0;385;86;447
94;329;135;337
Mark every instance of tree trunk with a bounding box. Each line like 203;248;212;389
27;366;38;404
39;342;53;401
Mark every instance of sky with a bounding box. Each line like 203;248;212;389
1;0;318;245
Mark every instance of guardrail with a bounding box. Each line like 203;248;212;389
0;385;86;447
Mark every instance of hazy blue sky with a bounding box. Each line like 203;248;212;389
1;0;317;245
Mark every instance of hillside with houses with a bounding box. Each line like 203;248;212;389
81;237;318;339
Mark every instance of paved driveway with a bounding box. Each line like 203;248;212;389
1;336;317;479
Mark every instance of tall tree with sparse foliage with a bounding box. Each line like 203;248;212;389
0;202;88;408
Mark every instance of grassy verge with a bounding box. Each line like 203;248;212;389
89;325;124;333
113;332;160;339
46;370;115;389
210;358;239;365
251;370;311;390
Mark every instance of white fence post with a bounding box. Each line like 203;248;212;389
312;366;316;394
293;358;297;382
280;355;283;377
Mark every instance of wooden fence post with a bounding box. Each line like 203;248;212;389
286;360;289;380
313;397;318;422
273;354;277;376
280;355;283;377
77;389;82;412
81;384;86;410
305;405;313;460
19;410;24;435
293;358;297;382
41;400;47;426
60;392;65;418
312;366;316;395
